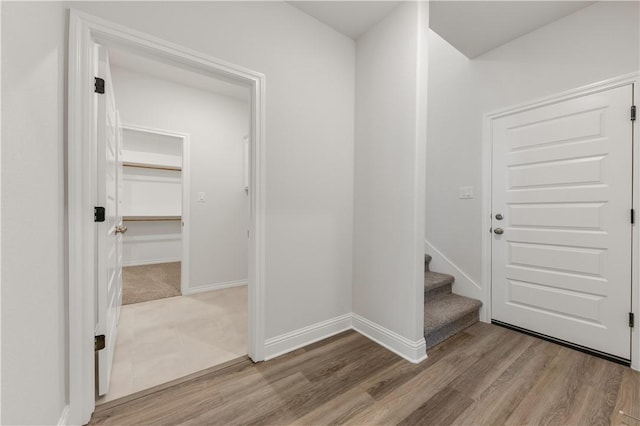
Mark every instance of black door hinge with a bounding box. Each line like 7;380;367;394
95;335;106;351
94;206;106;223
632;105;636;121
631;209;635;224
630;312;635;328
94;77;105;94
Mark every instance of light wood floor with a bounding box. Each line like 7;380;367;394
90;322;640;425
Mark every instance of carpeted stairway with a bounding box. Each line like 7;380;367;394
424;254;482;349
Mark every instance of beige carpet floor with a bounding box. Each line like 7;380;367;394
123;262;181;305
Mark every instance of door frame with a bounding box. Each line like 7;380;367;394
68;9;267;424
481;72;640;370
120;123;191;291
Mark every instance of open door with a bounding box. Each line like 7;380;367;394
95;44;124;396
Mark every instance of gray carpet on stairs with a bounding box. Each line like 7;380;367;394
423;254;482;349
424;270;454;299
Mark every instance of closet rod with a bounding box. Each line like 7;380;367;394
123;162;182;172
123;216;182;222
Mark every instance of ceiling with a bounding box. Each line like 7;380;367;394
430;1;595;58
288;1;595;58
288;1;401;40
108;47;250;101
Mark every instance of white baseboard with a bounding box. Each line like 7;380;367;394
352;314;427;363
122;257;181;267
183;279;247;295
57;405;70;426
264;314;352;360
264;313;427;364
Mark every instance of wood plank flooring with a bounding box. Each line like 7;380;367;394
90;323;640;425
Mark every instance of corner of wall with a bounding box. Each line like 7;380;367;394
351;314;427;363
263;313;428;364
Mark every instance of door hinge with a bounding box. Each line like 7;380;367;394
94;206;106;223
631;209;635;224
631;105;636;121
95;335;106;351
94;77;105;94
630;312;635;328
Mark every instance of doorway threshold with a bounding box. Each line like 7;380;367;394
95;355;250;412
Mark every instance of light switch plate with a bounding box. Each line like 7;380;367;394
459;186;473;199
198;192;206;202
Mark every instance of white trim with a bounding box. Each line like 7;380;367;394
263;313;428;364
481;109;493;324
57;406;70;426
424;240;485;321
264;314;353;360
486;72;640;120
67;10;267;424
481;72;640;370
352;314;427;364
181;131;191;297
632;79;639;371
0;4;3;421
183;279;247;295
122;257;181;267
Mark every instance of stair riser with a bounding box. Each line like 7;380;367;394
425;310;479;349
424;283;452;301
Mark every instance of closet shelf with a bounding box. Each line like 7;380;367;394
123;215;182;222
123;161;182;172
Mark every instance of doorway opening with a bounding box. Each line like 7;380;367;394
94;45;253;403
68;10;266;424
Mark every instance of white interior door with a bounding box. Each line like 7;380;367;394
491;84;634;360
116;111;124;321
96;44;123;396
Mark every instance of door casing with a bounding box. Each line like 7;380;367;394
68;9;266;424
481;72;640;371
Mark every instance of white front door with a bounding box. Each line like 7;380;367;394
491;84;634;360
95;44;123;395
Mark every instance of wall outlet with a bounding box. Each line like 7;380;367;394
459;186;473;199
198;192;206;202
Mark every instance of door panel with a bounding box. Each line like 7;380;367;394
96;44;122;396
116;111;124;322
491;85;633;360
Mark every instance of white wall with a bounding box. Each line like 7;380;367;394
112;66;250;290
426;1;640;300
122;222;182;267
353;1;428;354
1;3;68;425
1;2;355;424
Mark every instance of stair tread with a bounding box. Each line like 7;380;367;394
424;293;482;335
424;271;454;292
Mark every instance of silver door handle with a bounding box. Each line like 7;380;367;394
115;225;128;235
494;227;504;235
